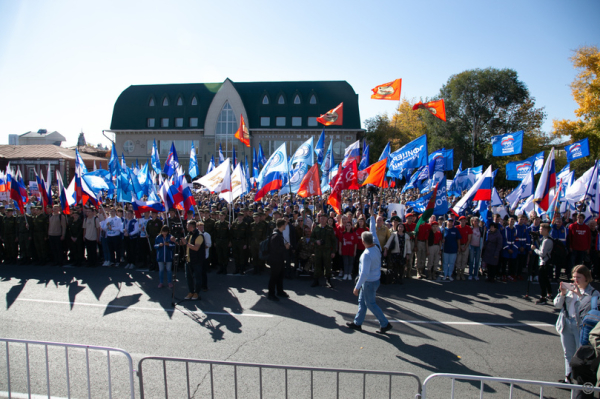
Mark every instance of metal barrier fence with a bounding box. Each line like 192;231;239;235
137;356;423;399
0;338;135;399
421;373;600;399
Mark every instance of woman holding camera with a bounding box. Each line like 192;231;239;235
553;265;599;383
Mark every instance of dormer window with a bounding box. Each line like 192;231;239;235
191;96;198;106
294;95;301;105
309;95;317;104
162;97;169;106
262;95;269;105
278;95;285;105
149;98;155;106
176;97;183;106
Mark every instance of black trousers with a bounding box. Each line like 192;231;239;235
49;235;63;265
124;236;138;264
107;235;121;264
268;261;284;296
185;260;203;294
538;263;554;298
85;239;98;266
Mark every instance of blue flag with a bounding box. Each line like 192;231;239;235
359;143;369;170
388;135;428;178
253;148;259;178
189;142;199;179
427;148;453;171
379;142;391;162
566;138;590;162
258;143;267;166
491;130;524;156
219;143;225;163
315;130;325;166
505;151;544;181
290;137;314;166
109;142;119;177
406;177;448;215
151;139;161;174
163;142;179;177
232;146;237;167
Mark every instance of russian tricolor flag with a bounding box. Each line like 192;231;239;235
533;148;556;211
56;171;70;215
255;144;288;201
132;199;165;218
342;140;361;167
472;167;494;201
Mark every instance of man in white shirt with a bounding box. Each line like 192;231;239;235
198;221;211;292
138;211;151;269
102;208;123;267
123;210;139;269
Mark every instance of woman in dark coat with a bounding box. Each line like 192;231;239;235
267;219;290;301
482;222;503;282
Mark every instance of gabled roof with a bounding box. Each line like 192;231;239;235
0;145;106;161
19;131;66;141
110;80;361;130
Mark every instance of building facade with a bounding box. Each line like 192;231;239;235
16;129;67;146
109;79;364;175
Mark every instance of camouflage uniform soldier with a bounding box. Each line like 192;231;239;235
310;214;336;288
16;209;33;264
2;208;18;263
33;205;50;265
67;212;84;266
214;211;231;274
250;212;269;275
145;211;163;271
230;212;249;275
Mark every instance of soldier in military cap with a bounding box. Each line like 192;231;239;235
2;208;18;264
310;213;337;288
250;212;269;274
16;206;33;264
230;211;249;274
214;211;231;274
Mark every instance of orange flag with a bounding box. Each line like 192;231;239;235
413;99;446;121
361;158;387;187
371;79;402;100
234;114;250;147
317;103;343;126
297;164;322;198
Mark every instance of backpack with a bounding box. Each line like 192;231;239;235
581;295;600;346
549;237;567;264
259;234;273;261
570;344;600;387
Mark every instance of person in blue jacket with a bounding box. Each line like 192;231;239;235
502;217;518;281
551;217;569;280
515;214;531;281
154;226;177;288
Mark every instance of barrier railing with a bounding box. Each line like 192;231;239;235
421;373;600;399
137;356;423;399
0;338;135;399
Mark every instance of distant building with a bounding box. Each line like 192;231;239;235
8;135;18;145
0;145;106;183
108;78;364;174
18;129;66;146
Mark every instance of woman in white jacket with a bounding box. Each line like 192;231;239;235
383;216;412;284
553;264;599;383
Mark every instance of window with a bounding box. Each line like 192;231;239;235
149;98;155;106
191;96;198;106
176;97;183;106
292;117;302;126
260;117;270;126
307;117;318;126
175;118;183;127
147;118;155;128
333;141;346;158
161;118;169;127
309;95;317;104
162;97;169;106
189;117;198;127
158;140;200;156
294;95;301;104
262;95;269;105
28;168;35;182
216;102;237;135
278;95;285;105
123;140;135;153
276;117;286;127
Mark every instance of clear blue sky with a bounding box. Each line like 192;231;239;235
0;0;598;148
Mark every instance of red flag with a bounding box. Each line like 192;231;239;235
317;103;343;126
234;114;250;147
297;164;322;198
360;158;387;188
413;99;446;122
327;160;358;214
371;79;402;100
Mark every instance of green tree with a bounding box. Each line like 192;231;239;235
553;46;600;175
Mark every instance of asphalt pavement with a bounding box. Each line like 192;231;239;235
0;262;578;398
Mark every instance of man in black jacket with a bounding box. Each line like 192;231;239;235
267;219;290;301
180;220;204;301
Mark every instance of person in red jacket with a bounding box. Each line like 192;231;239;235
415;215;432;279
569;213;591;275
455;216;473;280
404;213;417;278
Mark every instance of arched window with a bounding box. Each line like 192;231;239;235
262;95;269;105
278;95;285;105
294;95;301;104
191;96;198;106
176;97;183;106
149;98;155;106
309;94;317;104
162;97;169;106
216;102;237;135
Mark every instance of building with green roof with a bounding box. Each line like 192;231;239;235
109;78;364;174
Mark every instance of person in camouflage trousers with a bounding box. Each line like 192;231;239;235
32;205;49;265
214;211;231;274
296;224;315;273
2;208;18;264
310;214;336;288
17;209;33;264
230;212;249;275
250;212;269;275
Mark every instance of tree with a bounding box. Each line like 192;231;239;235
552;46;600;175
364;113;410;164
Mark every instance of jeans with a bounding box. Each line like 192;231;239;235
101;236;110;262
158;262;172;284
353;280;389;328
442;252;457;278
468;245;481;276
560;316;580;376
342;255;354;275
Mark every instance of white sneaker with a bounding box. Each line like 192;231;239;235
468;276;473;280
102;262;109;267
126;264;132;269
449;277;454;281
